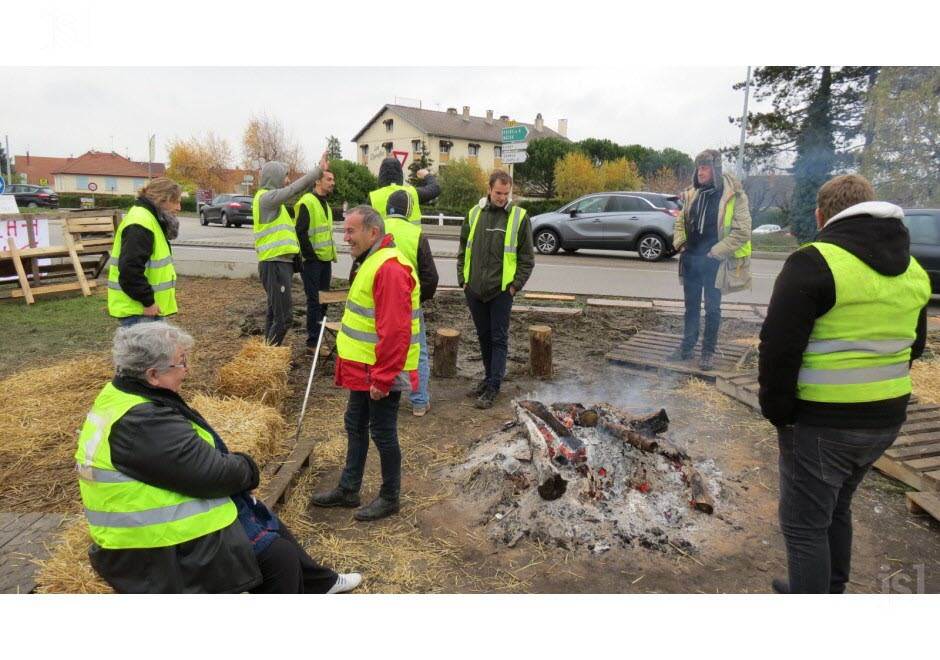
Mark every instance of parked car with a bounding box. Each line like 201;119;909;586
199;194;253;227
903;208;940;293
752;224;782;235
530;191;682;261
3;184;59;209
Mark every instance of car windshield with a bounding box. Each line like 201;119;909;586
39;187;55;194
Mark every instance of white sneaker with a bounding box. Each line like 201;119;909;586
327;572;362;594
412;401;430;417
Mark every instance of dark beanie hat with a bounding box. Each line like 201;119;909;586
386;190;412;218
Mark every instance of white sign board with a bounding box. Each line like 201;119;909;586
243;175;254;182
502;142;528;151
0;195;18;214
500;151;528;164
1;216;51;253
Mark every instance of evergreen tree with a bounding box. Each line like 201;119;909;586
326;135;343;161
407;141;434;187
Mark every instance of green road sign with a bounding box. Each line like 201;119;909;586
502;125;529;143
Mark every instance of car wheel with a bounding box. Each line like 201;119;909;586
222;213;231;228
637;233;666;262
28;202;38;208
234;223;243;228
200;212;209;226
535;229;560;255
562;247;579;253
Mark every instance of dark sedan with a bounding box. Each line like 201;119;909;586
4;184;59;208
199;194;253;227
904;208;940;293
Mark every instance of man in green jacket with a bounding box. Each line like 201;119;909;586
457;171;535;409
669;149;752;371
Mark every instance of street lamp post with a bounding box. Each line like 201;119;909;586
736;66;752;178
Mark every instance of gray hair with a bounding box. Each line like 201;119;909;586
112;322;194;377
348;205;385;234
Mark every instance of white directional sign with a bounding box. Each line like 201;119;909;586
500;151;528;164
502;142;528;151
243;175;254;182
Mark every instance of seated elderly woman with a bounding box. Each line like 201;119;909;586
75;322;361;594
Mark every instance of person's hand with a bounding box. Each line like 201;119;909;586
509;285;517;295
319;149;330;172
678;245;686;253
370;385;388;400
142;303;161;317
706;251;717;259
461;283;467;290
417;168;429;180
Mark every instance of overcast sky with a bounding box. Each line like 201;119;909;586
3;66;760;167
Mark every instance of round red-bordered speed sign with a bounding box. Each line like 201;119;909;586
88;182;98;192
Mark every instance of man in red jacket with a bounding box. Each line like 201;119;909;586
309;205;419;521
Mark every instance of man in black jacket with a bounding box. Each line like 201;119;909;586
758;174;931;594
368;156;441;221
295;169;338;356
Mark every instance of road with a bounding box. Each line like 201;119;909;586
171;216;785;304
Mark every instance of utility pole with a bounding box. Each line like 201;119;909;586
148;133;155;181
4;135;10;180
736;66;752;178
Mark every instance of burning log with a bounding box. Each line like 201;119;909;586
513;402;568;501
597;419;659;454
656;438;689;462
681;464;715;514
549;403;598;427
518;400;573;437
627;408;670;437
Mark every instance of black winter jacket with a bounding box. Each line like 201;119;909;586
87;375;263;593
758;203;928;429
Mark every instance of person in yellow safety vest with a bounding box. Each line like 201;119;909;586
253;150;329;346
108;178;182;326
758;174;931;595
386;189;439;417
669;149;752;371
456;170;535;410
76;322;361;593
367;156;441;225
310;206;420;522
294;168;338;356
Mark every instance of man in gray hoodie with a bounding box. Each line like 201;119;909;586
252;150;329;346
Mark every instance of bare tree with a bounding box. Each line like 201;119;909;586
241;112;306;174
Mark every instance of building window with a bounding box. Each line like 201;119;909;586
468;144;480;157
105;177;118;193
133;178;146;190
438;141;452;164
383;119;394;132
412;140;422;153
382;142;393;155
360;144;369;164
494;146;502;159
76;175;89;190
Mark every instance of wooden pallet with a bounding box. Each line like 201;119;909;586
604;331;752;381
0;512;74;594
715;371;761;410
906;491;940;523
875;403;940;493
259;436;318;507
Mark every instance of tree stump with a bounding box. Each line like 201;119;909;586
528;325;553;379
432;328;460;377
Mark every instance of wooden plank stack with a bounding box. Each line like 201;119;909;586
605;331;752;381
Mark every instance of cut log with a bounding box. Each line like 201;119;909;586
681;464;715;514
513;402;568;501
549;402;598;427
432;328;460;378
528;325;553;379
518;400;573;437
627;408;670;437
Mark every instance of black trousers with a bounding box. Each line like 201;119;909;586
338;390;403;500
679;253;722;355
465;289;514;390
301;258;332;347
251;522;339;594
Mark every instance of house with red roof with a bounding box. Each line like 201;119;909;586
49;151;167;195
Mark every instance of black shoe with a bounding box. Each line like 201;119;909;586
468;379;488;397
310;487;360;508
699;354;714;371
475;386;499;409
353;496;400;521
666;348;693;362
771;578;790;594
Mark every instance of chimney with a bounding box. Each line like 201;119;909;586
535;113;544;132
446;107;457;114
462;106;470;122
499;115;509;122
558;118;568;138
485;110;494;125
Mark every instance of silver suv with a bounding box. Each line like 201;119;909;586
530;191;681;261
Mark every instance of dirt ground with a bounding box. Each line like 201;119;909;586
6;274;939;593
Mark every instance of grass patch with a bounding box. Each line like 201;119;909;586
0;288;114;378
751;232;800;253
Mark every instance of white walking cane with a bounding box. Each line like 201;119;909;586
294;317;329;444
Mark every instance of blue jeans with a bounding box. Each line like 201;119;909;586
777;422;900;593
680;253;721;355
301;259;332;347
338;390;402;500
119;315;164;327
466;289;514;391
410;309;430;408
